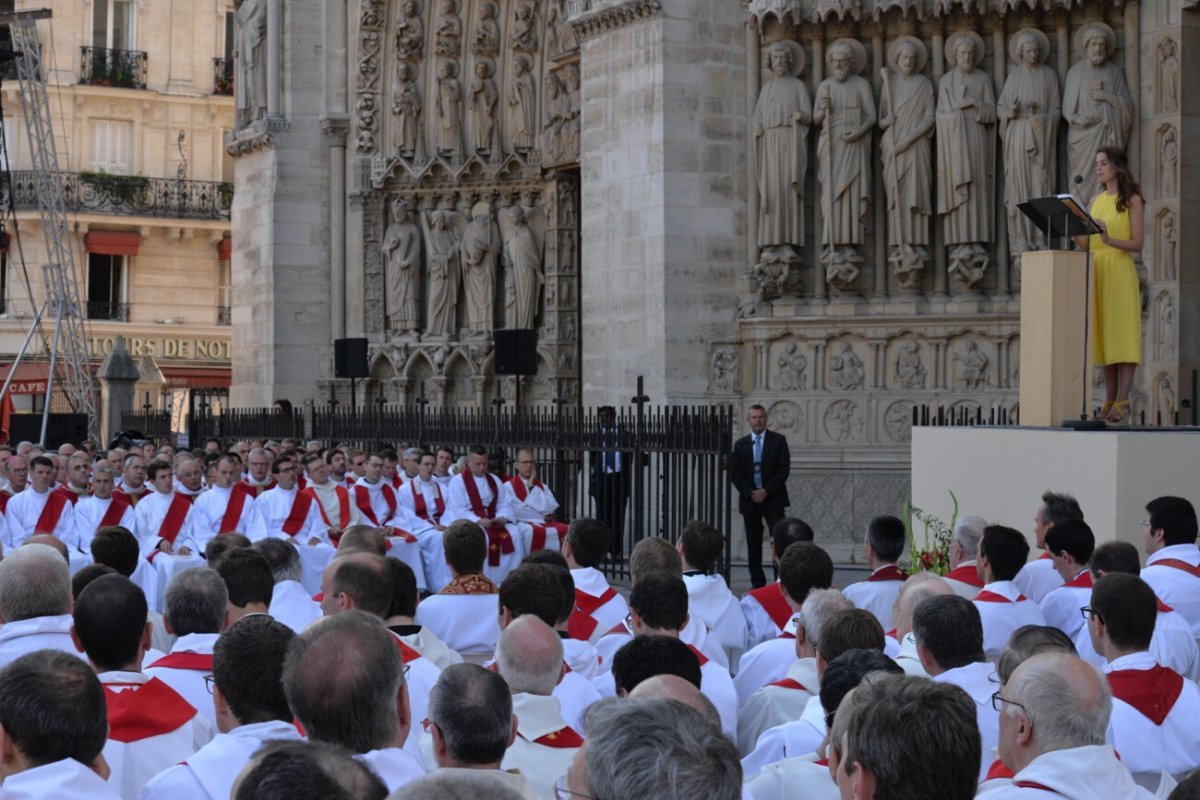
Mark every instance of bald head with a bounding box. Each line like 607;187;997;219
1004;652;1110;768
495;615;563;696
337;525;387;556
629;674;720;726
323;553;391;618
22;534;69;563
892;572;953;637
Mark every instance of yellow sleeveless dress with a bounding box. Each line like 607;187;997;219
1088;192;1141;365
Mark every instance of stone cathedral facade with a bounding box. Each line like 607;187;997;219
228;0;1195;550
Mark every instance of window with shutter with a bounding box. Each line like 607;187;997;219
89;120;133;174
92;0;133;50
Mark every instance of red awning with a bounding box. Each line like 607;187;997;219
217;237;232;260
160;367;231;389
0;362;50;395
84;230;142;256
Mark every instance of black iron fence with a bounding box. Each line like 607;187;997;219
80;46;148;90
2;171;232;220
123;389;735;581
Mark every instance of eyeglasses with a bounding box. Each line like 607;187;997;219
554;775;598;800
990;690;1032;726
1080;606;1101;621
1141;520;1152;528
203;673;216;695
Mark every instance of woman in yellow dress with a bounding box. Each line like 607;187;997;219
1076;146;1144;423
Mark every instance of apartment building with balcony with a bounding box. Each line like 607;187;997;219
0;0;235;419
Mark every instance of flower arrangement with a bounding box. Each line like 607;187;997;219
904;490;958;576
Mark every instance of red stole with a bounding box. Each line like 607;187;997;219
305;485;351;529
526;726;584;748
974;590;1028;603
0;492;9;513
104;678;198;743
411;480;445;522
392;636;422;664
1107;664;1184;725
280;490;315;537
507;477;565;550
1157;597;1174;614
943;564;985;587
33;491;69;534
155;493;192;547
389;473;403;489
354;483;396;526
867;564;908;582
98;494;131;528
219;487;251;534
1152;558;1200;579
748;583;793;630
567;587;618;641
114;486;147;507
1063;570;1093;589
52;485;85;506
768;677;809;691
147;652;213;671
462;472;499;520
685;644;709;666
985;760;1015;781
238;478;276;498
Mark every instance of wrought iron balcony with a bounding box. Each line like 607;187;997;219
87;300;130;321
217;305;231;326
80;46;148;90
213;57;233;96
1;171;232;221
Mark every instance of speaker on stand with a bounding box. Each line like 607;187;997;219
333;338;369;410
494;329;538;410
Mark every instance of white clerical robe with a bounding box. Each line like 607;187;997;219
932;660;999;784
253;485;335;594
740;583;792;649
415;594;502;656
393;626;464;670
842;565;906;630
501;693;583;800
553;669;602;735
943;561;986;599
4;486;74;548
1142;544;1200;637
733;620;800;707
395;478;452;592
355;479;427;591
501;477;564;552
895;631;929;677
72;495;137;553
1013;554;1064;604
973;580;1047;660
269;579;322;634
1074;602;1200;683
977;745;1156;799
99;671;214;800
1103;651;1200;781
189;485;262;551
356;747;426;793
307;479;361;530
745;753;838;800
0;614;85;669
568;567;629;646
132;490;197;557
443;472;525;583
137;719;303;800
737;657;819;755
0;758;122;800
143;632;220;729
684;572;749;669
741;694;826;778
561;635;602;680
389;632;444;765
593;613;725;675
1038;571;1092;639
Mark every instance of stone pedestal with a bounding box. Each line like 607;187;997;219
1018;250;1089;426
96;336;140;445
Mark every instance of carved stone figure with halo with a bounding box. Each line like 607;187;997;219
1063;22;1133;202
753;41;810;259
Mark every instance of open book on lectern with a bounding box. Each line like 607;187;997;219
1017;194;1104;244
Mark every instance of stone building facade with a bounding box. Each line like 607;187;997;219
230;0;1196;552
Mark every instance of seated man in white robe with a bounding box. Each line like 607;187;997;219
983;652;1156;799
132;460;198;560
828;674;982;800
113;454;150;508
1013;491;1083;604
252;454;334;594
351;453;425;592
173;458;205;503
301;453;360;549
0;543;84;668
190;456;262;554
90;527;171;651
677;520;748;668
283;610;425;794
384;558;462;669
942;515;987;599
393;451;452;592
214;548;275;628
433;446;456;491
255;538;321;635
503;448;568;554
1140;495;1200;638
419;663;539;799
53;453;92;507
0;454;29;515
562;517;628;643
0;650;121;799
741;517;816;648
443;445;526;584
1038;519;1096;639
415;520;502;657
1088;572;1200;785
523;549;602;679
495;616;583;800
72;465;136;555
4;454;74;549
70;574;213;799
974;525;1046;661
140;615;301;800
888;573;954;678
842;515;909;630
238;448;277;498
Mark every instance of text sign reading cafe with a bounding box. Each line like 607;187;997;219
85;336;232;362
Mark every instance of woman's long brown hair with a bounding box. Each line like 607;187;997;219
1097;146;1142;213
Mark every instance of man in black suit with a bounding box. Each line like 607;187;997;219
590;405;631;547
730;404;791;588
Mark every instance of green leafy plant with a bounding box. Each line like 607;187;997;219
904;490;959;576
79;170;149;205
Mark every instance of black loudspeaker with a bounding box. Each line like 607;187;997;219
334;338;369;379
494;329;538;376
9;413;88;449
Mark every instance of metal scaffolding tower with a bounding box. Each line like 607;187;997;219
0;9;98;443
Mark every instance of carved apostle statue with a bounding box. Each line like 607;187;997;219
472;1;500;57
543;71;569;159
998;30;1060;258
435;60;464;161
501;204;543;329
814;40;875;281
753;42;811;256
384;199;421;333
421;209;461;337
936;32;995;289
469;58;498;154
460;202;499;334
234;0;269;127
393;61;423;159
434;0;462;56
879;37;934;291
395;0;424;58
509;54;537;154
1063;24;1133;202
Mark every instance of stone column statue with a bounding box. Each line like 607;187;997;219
1158;38;1179;114
460;201;499;334
563;66;580;157
510;1;538;52
752;42;811;264
998;29;1060;258
814;39;875;292
472;1;500;57
543;71;569;159
383;199;421;333
468;58;498;154
395;0;424;58
422;209;461;337
502;204;543;329
1063;23;1133;202
936;31;995;291
434;0;462;55
509;54;537;154
234;0;269;127
392;61;423;159
435;59;464;161
879;36;934;292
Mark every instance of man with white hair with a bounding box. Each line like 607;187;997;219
174;458;204;500
1014;490;1084;603
943;515;987;598
982;652;1155;798
254;538;321;634
889;572;953;676
71;464;136;554
239;448;276;497
4;455;73;548
114;454;149;507
0;543;82;667
495;615;582;800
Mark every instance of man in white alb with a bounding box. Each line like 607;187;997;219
351;452;426;592
444;445;525;584
190;456;262;553
253;454;335;594
302;452;360;546
503;447;567;555
72;464;137;554
132;460;197;559
4;454;72;549
395;450;452;592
